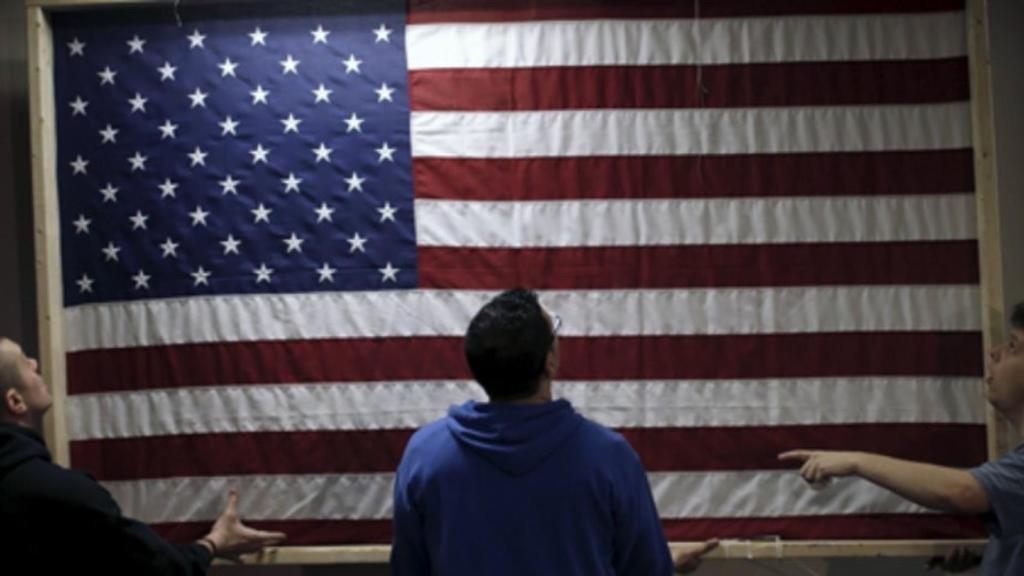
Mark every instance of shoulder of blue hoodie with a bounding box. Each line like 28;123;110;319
399;399;645;484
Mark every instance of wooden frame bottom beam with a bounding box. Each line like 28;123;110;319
230;540;988;565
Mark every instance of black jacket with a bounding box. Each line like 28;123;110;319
0;422;212;574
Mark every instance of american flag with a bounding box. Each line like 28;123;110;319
54;0;987;545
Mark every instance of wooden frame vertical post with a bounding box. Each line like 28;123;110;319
27;4;70;466
966;0;1014;461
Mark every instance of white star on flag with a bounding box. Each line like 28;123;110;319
280;54;301;74
97;66;117;85
220;116;240;136
99;124;118;143
313;142;333;163
132;269;151;290
69;96;89;116
127;35;146;54
379;262;399;282
344;112;364;132
128;151;148;172
219;58;239;77
342;54;362;74
188;87;209;108
311;25;330;44
188;146;208;167
76;274;94;293
221;234;242;255
253;263;274;283
72;214;91;234
345;172;365;192
219;175;241;195
67;37;86;57
283;233;305;253
99;183;119;202
347;232;367;253
375;83;395;102
317;262;337;283
187;29;207;49
282;173;302;193
158;61;177;81
160;237;180;258
281;114;302;134
250;144;270;164
251;203;272;223
158;119;179;139
314;203;334;223
251;85;270;105
313;84;332;103
375;142;396;162
189;205;210;227
373;23;393;43
191;267;211;286
129;210;149;230
378;202;397;222
101;242;121;261
128;92;148;113
158;179;178;199
249;27;268;46
70;155;89;175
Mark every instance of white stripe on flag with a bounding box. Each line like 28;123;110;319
103;471;934;524
68;377;985;441
405;12;966;69
409;104;971;158
65;286;981;351
415;194;977;247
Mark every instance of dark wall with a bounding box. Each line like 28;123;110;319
0;0;36;354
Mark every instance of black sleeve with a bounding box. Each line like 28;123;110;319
12;463;213;575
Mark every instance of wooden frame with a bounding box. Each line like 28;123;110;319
24;0;1005;563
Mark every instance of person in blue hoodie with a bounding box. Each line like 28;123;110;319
391;288;717;575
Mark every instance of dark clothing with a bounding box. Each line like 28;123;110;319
971;444;1024;575
391;399;673;576
0;422;212;575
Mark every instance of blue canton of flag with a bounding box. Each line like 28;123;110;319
53;1;415;306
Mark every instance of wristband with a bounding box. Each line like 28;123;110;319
199;536;218;558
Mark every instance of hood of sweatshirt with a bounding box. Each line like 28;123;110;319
446;398;584;476
0;422;51;481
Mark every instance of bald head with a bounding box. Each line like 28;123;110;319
0;339;52;428
0;338;20;392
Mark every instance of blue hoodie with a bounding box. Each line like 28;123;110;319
391;399;673;575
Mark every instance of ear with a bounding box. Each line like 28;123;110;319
4;387;26;415
544;345;559;379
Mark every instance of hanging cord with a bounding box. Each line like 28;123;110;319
173;0;183;27
693;0;707;189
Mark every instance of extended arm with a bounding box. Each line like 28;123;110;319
779;450;990;514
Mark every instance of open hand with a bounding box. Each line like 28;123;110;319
927;547;983;572
674;539;719;574
202;491;286;562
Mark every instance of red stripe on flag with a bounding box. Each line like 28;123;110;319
66;332;982;395
71;424;984;480
408;0;964;23
418;242;980;289
151;514;985;546
410;60;969;111
412;151;974;201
